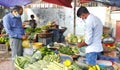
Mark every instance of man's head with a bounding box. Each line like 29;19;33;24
12;5;23;18
77;6;89;19
30;15;34;19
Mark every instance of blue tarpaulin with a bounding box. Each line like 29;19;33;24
0;0;31;7
95;0;120;7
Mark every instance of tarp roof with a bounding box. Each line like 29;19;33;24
42;0;72;8
95;0;120;7
0;0;72;8
0;0;120;8
0;0;31;7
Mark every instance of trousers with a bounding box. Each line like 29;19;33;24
10;37;23;70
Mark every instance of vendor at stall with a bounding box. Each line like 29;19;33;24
50;23;60;42
29;14;37;28
77;6;103;66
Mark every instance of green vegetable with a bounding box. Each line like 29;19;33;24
30;51;42;63
41;25;49;30
59;45;74;55
34;28;41;33
24;60;48;70
47;61;68;70
15;56;29;69
70;62;86;70
32;51;41;59
38;46;55;57
25;27;41;36
72;47;80;54
67;34;78;44
102;33;109;38
25;28;35;34
43;54;60;62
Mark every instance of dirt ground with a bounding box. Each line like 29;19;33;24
0;51;12;70
0;60;12;70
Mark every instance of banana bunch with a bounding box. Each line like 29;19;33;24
88;65;100;70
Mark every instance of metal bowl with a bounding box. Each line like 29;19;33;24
102;37;115;44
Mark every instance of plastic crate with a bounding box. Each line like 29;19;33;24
0;44;7;51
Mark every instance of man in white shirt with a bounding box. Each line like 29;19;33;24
77;6;103;66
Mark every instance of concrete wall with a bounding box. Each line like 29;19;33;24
23;7;106;36
111;11;120;37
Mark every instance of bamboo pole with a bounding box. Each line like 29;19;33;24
73;0;76;35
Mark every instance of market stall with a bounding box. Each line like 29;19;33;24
0;0;120;70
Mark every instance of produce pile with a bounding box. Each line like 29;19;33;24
15;46;89;70
0;35;9;44
43;54;60;62
25;27;41;43
59;45;80;55
15;43;118;70
15;46;56;69
25;27;41;35
0;35;10;48
65;34;84;44
40;25;49;30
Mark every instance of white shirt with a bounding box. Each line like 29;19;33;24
84;14;103;53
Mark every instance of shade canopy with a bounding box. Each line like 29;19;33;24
0;0;31;7
0;0;72;8
42;0;72;8
95;0;120;7
0;0;120;8
80;0;94;4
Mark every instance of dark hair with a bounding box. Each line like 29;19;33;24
12;5;22;12
77;6;89;17
30;15;34;18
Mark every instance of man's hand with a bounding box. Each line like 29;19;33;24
77;41;87;48
22;24;26;28
22;35;28;40
77;42;82;48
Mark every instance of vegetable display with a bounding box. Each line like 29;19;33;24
46;61;68;70
15;56;30;69
25;27;41;35
43;54;60;62
65;34;84;44
24;60;48;70
13;22;117;70
41;25;49;30
59;45;80;55
0;35;9;44
59;45;74;55
29;51;42;63
69;62;85;70
71;47;80;55
67;34;78;44
15;44;111;70
38;46;55;57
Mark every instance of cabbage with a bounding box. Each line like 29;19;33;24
22;40;30;48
